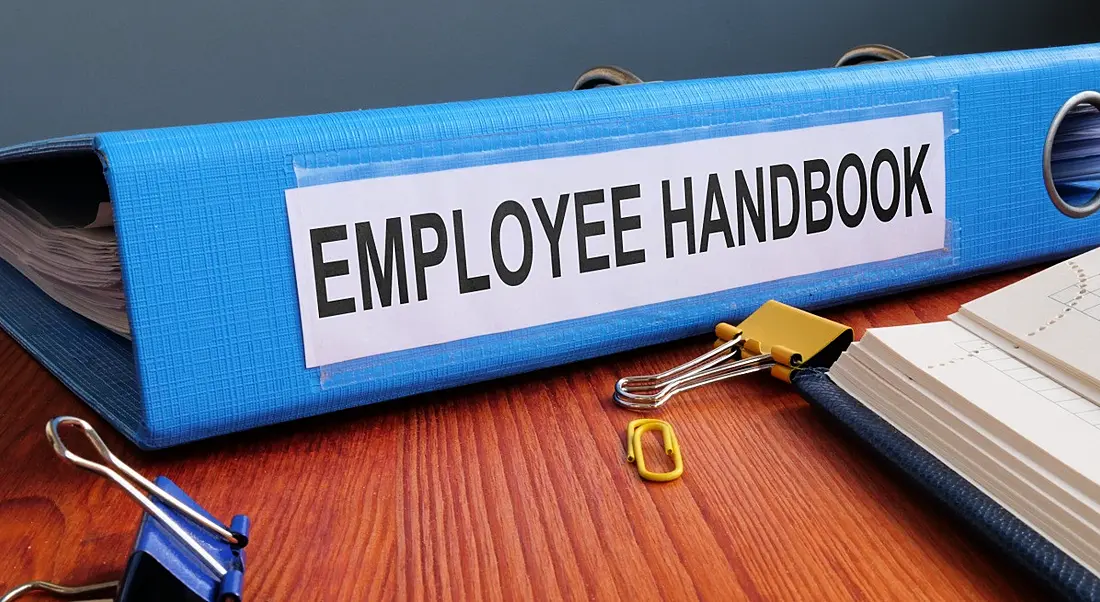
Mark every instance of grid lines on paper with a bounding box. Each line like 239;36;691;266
1049;274;1100;323
954;338;1100;429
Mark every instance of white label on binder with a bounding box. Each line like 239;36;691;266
286;112;946;367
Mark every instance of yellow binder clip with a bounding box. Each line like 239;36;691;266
626;419;683;482
614;300;852;411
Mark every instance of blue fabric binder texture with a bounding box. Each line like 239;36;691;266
1;44;1099;448
792;368;1100;601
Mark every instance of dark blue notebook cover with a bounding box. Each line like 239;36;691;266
792;368;1100;601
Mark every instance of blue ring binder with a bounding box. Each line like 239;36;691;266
0;43;1098;447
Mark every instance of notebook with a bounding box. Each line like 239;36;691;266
829;246;1100;579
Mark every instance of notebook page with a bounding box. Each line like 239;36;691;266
951;312;1100;405
859;321;1100;505
955;247;1100;392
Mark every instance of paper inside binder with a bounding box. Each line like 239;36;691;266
0;154;129;337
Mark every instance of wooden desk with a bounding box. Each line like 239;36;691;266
0;269;1054;601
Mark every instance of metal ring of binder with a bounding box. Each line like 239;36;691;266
834;44;910;67
574;44;907;91
571;65;644;90
1044;91;1100;218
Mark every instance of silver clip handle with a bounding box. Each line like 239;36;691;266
46;417;231;579
0;580;117;602
614;335;775;411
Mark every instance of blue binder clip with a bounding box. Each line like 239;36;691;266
0;417;250;601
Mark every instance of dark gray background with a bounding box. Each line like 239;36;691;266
1;1;1097;147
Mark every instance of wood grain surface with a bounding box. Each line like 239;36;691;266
0;269;1058;601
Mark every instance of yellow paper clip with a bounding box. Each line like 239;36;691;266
626;419;683;482
614;300;852;411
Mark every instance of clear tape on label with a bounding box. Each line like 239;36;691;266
294;94;960;187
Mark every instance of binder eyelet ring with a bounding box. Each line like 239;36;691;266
1044;91;1100;219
